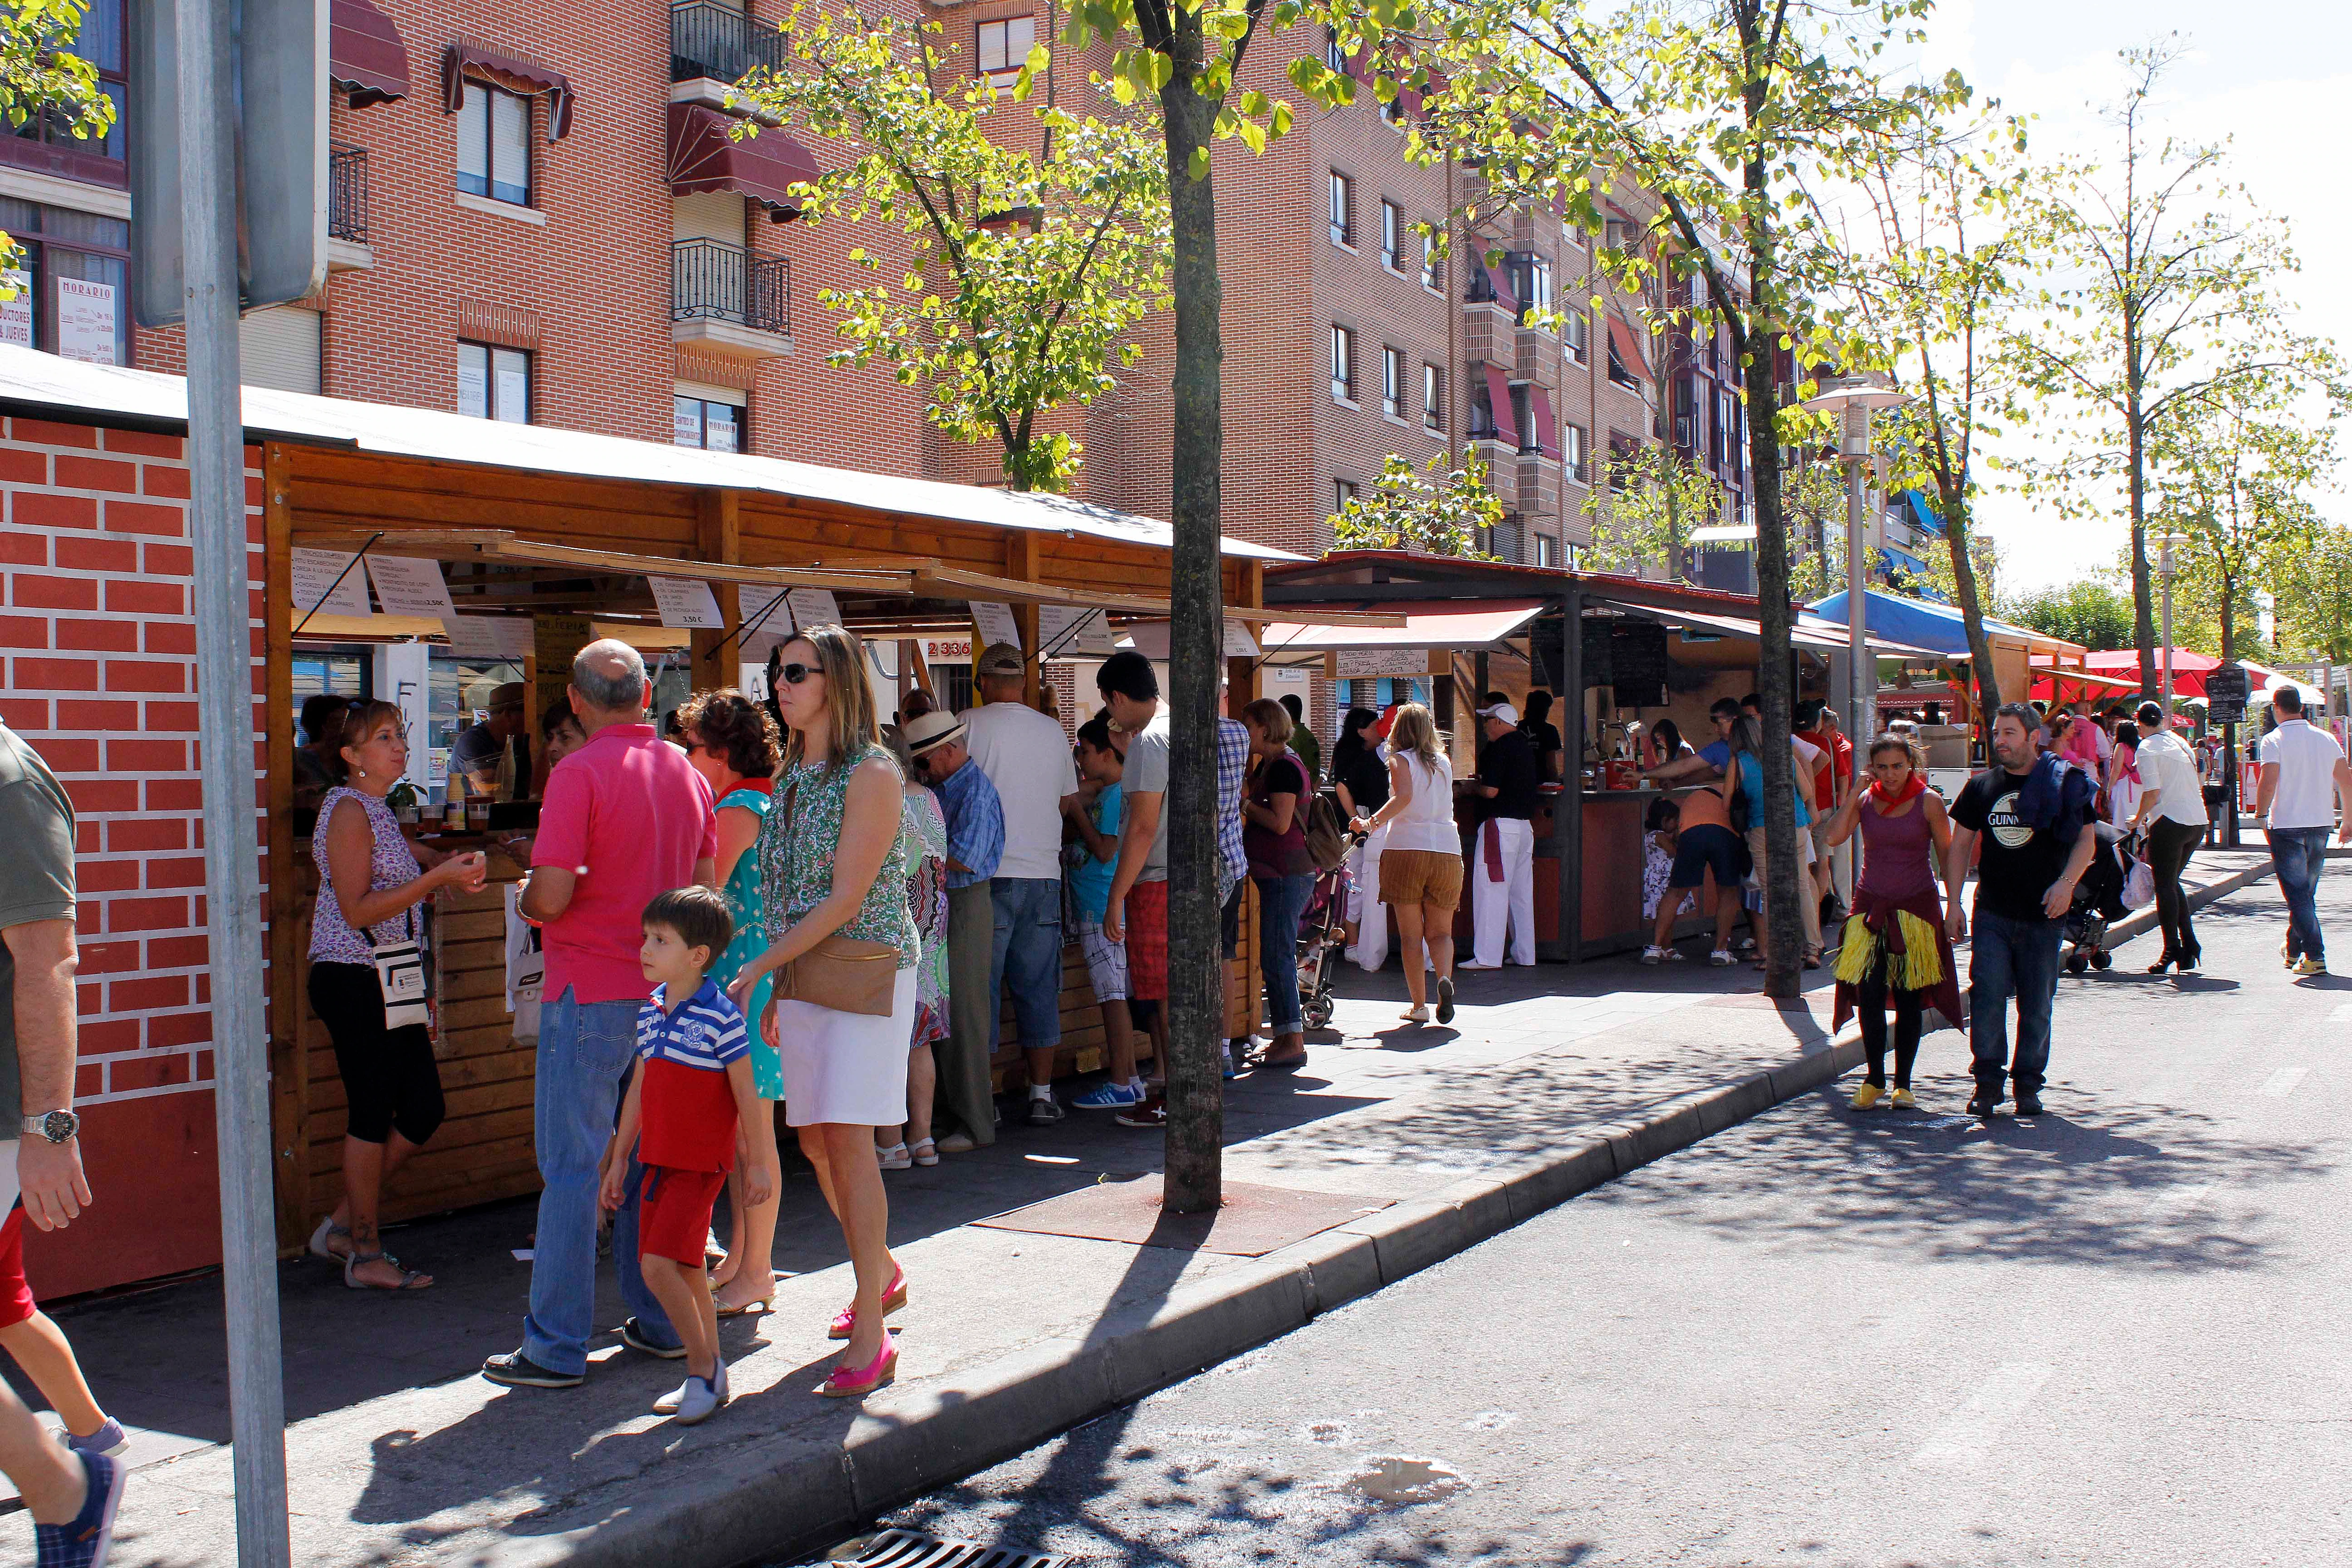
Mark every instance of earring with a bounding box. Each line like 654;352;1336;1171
356;768;366;779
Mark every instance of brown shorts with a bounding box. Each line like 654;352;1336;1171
1380;848;1463;911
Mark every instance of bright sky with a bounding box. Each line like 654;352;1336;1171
1937;0;2352;594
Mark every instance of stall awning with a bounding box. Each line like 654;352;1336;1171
667;103;820;218
1483;365;1518;448
444;41;573;139
330;0;410;108
1253;599;1549;656
1810;588;2082;660
1530;386;1560;461
1606;314;1649;382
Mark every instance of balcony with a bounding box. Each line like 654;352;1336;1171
671;238;792;358
671;1;787;85
326;143;373;271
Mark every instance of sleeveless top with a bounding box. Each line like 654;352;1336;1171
757;743;920;968
308;786;424;965
1855;793;1938;903
712;783;781;1099
1383;748;1458;855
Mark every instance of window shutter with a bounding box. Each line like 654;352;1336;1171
239;306;321;395
456;83;488;190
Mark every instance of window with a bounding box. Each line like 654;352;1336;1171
1325;25;1347;75
1422;364;1444;431
1469;381;1497;438
673;395;743;452
1383;94;1406;127
1380;201;1401;271
1328;171;1352;247
1535;533;1557;568
1380;346;1404;418
1421;229;1443;293
1329;325;1355;401
1509;385;1536;454
1333;479;1359;519
456;81;531;205
976;16;1035;81
0;199;131;366
1564;422;1587;483
459;341;530;422
7;0;123;166
1509;252;1553;323
1565;302;1589;362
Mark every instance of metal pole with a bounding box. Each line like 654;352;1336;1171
2159;543;2175;710
178;0;294;1560
1843;405;1871;747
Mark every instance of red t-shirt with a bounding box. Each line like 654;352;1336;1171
1799;726;1852;807
533;724;717;1004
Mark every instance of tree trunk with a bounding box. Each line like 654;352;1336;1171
1741;299;1802;1000
1940;477;2002;716
2219;571;2234;663
1157;54;1224;1216
2128;409;2156;693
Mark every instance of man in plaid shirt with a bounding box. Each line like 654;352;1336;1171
1215;689;1254;1073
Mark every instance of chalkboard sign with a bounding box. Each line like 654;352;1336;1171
2205;662;2250;722
1609;621;1670;708
1580;617;1614;685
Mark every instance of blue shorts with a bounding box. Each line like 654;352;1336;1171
1668;823;1743;891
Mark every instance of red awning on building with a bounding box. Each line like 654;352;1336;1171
1478;256;1517;312
1606;313;1649;381
444;41;574;139
330;0;410;108
1530;385;1560;460
666;103;820;219
1484;365;1518;449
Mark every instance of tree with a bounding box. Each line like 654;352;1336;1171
1779;456;1848;603
2008;580;2133;652
2001;38;2345;694
1334;447;1503;557
742;8;1169;491
1581;445;1725;581
2274;526;2352;664
1433;0;1968;998
0;0;112;275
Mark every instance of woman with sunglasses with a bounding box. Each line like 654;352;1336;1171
728;627;919;1397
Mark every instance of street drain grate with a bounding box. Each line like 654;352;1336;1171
831;1529;1072;1568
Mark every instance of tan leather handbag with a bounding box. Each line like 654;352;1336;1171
772;776;900;1016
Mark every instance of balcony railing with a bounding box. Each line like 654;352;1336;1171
329;143;367;244
671;0;787;83
672;239;790;335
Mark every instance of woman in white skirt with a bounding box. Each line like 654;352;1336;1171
728;622;919;1398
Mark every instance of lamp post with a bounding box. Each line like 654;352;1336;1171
1800;374;1911;750
2154;529;2190;709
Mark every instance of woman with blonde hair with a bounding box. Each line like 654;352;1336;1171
1347;702;1461;1025
728;624;919;1397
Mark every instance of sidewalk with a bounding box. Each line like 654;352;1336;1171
9;848;2291;1567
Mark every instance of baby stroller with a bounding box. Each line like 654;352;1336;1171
1295;835;1360;1031
2063;822;2135;974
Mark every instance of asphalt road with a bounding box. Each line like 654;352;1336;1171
838;870;2352;1568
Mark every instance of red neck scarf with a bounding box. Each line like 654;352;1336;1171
1869;773;1927;809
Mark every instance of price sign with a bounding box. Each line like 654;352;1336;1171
646;576;726;630
291;548;371;620
1038;605;1113;658
969;601;1022;652
2205;663;2250;722
785;588;842;630
366;555;457;626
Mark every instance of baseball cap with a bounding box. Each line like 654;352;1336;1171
489;681;526;712
976;642;1026;679
1479;700;1521;726
902;710;967;756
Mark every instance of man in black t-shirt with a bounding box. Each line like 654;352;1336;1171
1945;703;2098;1118
1467;700;1541;969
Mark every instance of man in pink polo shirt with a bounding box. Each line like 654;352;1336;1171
485;639;717;1390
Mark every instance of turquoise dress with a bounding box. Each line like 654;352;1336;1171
713;783;783;1100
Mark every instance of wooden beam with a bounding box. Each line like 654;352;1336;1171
1229;559;1266;706
690;490;744;690
262;443;306;1249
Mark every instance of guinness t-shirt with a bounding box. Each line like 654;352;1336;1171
1952;765;2086;922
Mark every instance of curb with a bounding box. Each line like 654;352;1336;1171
511;1023;1867;1568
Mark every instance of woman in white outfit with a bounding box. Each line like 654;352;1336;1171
1332;708;1389;972
1349;703;1462;1025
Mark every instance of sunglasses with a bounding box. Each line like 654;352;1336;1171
776;662;820;687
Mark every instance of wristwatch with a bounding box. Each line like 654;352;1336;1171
22;1111;77;1144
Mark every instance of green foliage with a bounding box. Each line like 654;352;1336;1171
2274;526;2352;664
1581;444;1725;582
1332;446;1502;558
740;7;1171;491
1780;459;1848;603
2007;581;2134;653
0;0;112;285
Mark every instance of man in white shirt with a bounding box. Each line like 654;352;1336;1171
2254;685;2352;976
2123;700;2213;973
961;643;1083;1123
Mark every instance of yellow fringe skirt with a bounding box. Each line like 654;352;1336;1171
1834;908;1946;994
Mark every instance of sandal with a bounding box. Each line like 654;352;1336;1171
910;1138;939;1168
344;1250;431;1291
307;1215;351;1261
1248;1044;1309;1072
715;1280;774;1318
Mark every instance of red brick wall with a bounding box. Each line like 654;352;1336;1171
0;417;256;1296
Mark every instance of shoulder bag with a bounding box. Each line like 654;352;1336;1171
771;774;900;1016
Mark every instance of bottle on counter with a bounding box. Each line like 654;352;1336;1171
444;769;466;831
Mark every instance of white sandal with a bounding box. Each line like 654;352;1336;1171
877;1142;913;1171
307;1215;350;1261
1401;1004;1430;1023
909;1138;939;1167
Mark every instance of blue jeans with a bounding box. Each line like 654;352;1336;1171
990;877;1064;1051
1968;908;2063;1099
1255;873;1316;1036
2268;826;2332;963
522;989;677;1375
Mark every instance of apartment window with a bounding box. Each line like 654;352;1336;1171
1380;201;1401;271
1422;364;1444;431
976;16;1035;82
1421;229;1443;293
456;81;531;206
1380;346;1404;418
1535;533;1557;568
1565;302;1589;363
1328;171;1352;247
0;199;131;366
1383;94;1406;127
1329;324;1354;401
459;341;530;422
1510;253;1553;322
1469;382;1497;438
673;395;743;452
1325;26;1347;74
1333;479;1359;519
1564;422;1587;483
7;0;124;166
1509;385;1537;454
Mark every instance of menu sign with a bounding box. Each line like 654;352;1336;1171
1037;605;1113;658
291;548;373;621
366;555;457;627
56;276;115;365
969;601;1021;652
647;575;726;630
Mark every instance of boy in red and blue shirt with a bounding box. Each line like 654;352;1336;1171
600;887;775;1424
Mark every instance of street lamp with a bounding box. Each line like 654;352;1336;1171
1800;373;1912;748
2153;529;2191;709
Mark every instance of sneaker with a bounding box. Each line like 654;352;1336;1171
1223;1042;1246;1080
1071;1081;1144;1111
653;1360;729;1417
1889;1088;1917;1109
1435;975;1455;1025
1640;946;1667;964
935;1131;980;1154
1114;1093;1168;1129
1708;949;1734;967
61;1419;127;1459
618;1317;687;1359
876;1141;913;1171
1025;1095;1065;1127
2296;955;2328;977
34;1448;120;1568
672;1371;729;1426
482;1350;584;1389
1850;1082;1885;1111
2013;1092;2044;1117
1401;1004;1430;1023
1965;1093;2002;1119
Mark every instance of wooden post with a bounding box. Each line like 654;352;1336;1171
1006;532;1042;706
691;490;744;691
262;443;305;1247
1226;559;1265;706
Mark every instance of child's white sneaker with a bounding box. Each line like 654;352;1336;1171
655;1360;729;1418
